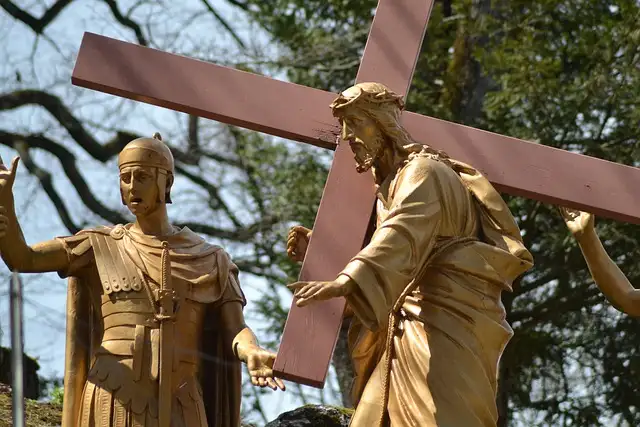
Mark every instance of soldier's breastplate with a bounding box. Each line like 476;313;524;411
90;231;158;334
90;232;143;295
90;233;206;392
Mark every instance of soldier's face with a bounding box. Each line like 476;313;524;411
120;165;159;217
339;110;384;173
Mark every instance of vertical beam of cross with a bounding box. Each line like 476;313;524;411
272;0;436;387
10;272;26;427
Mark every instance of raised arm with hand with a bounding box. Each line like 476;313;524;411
0;156;69;273
560;207;640;317
286;225;312;263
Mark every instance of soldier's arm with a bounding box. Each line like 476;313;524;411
220;301;260;361
0;206;69;273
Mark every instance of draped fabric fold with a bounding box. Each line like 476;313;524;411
341;153;533;427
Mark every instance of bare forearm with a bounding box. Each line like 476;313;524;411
0;207;68;273
232;327;260;362
0;208;33;271
577;228;640;317
220;301;263;361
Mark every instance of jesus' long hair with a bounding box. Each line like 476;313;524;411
330;82;451;163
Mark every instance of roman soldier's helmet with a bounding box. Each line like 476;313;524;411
118;132;175;204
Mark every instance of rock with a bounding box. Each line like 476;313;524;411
0;384;10;395
265;404;353;427
0;347;41;399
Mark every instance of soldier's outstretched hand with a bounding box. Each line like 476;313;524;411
246;346;286;391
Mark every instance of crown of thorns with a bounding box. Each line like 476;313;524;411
330;86;405;114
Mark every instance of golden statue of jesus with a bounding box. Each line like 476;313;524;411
288;83;533;427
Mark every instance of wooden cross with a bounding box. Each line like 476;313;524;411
70;0;640;388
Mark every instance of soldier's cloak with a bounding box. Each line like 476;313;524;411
60;224;245;426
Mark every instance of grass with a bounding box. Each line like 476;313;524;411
0;392;61;427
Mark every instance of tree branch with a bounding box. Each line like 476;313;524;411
200;0;246;48
174;164;243;228
0;130;127;228
0;89;199;165
12;140;81;233
179;213;279;243
102;0;148;46
0;89;134;161
188;115;200;152
0;0;73;34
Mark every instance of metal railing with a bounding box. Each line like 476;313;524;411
10;271;25;427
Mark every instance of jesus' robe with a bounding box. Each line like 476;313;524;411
340;151;533;427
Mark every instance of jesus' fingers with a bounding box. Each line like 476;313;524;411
287;281;310;294
265;376;286;391
296;286;330;306
292;282;323;300
558;206;578;219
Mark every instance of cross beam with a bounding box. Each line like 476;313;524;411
71;0;640;388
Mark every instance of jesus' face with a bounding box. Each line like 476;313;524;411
338;109;385;173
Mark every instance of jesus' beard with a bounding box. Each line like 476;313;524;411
355;155;375;173
353;136;386;174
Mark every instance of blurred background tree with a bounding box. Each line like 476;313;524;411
0;0;638;425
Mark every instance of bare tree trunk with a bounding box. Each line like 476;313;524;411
497;355;511;427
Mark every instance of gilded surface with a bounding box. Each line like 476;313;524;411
58;224;243;426
287;83;533;427
0;134;284;427
561;208;640;317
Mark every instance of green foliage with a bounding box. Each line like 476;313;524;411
237;0;640;424
232;0;377;91
49;386;64;406
229;126;330;349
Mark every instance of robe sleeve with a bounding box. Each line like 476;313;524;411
55;233;94;278
339;157;445;330
213;250;247;309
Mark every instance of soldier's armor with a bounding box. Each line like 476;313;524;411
79;226;212;425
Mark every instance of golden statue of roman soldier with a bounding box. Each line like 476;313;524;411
0;134;284;427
